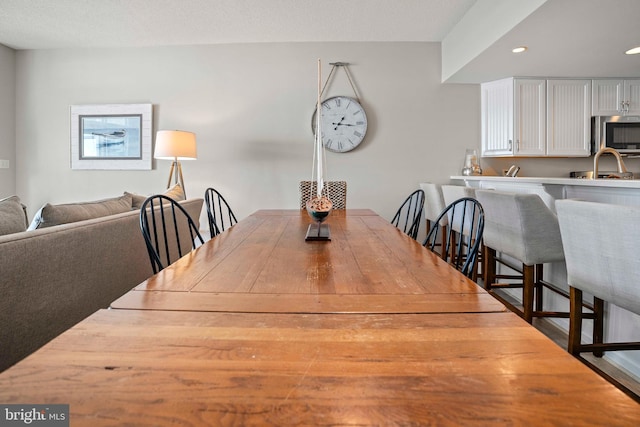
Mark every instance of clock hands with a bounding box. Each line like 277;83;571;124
332;117;358;130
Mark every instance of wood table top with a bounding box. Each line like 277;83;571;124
0;309;638;426
3;209;637;425
111;209;505;314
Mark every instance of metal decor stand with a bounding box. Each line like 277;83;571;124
305;59;333;242
305;222;331;241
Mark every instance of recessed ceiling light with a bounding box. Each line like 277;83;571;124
626;46;640;55
512;46;528;53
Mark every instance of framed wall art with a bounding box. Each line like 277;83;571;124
70;103;153;170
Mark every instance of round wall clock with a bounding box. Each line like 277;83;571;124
312;96;368;153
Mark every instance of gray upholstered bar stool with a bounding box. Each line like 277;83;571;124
419;183;447;253
557;199;640;358
475;190;567;323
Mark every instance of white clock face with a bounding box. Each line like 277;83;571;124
312;96;368;153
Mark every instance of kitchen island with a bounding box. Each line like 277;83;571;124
445;175;640;387
450;175;640;210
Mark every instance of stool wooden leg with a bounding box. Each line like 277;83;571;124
474;241;484;284
449;231;458;263
593;296;604;358
440;225;448;257
568;286;583;355
534;264;544;312
523;264;535;323
483;246;496;291
426;221;448;259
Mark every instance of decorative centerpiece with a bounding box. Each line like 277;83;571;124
461;148;482;176
305;59;333;241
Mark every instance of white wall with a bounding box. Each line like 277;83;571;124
0;44;16;197
15;42;481;226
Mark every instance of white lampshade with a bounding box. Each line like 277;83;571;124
154;130;197;160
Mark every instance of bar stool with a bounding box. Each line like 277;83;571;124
475;190;569;323
420;183;447;254
557;199;639;358
441;184;476;206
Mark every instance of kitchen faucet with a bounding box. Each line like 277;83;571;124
593;147;628;179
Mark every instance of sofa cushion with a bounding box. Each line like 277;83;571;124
29;193;133;229
0;196;29;236
125;191;148;210
126;183;186;210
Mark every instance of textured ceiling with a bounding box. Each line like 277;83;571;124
0;0;477;49
1;0;639;83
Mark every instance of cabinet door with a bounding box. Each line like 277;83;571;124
625;79;640;114
592;79;623;116
481;78;513;157
514;79;546;156
547;79;591;157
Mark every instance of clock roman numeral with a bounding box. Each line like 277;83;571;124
354;131;362;138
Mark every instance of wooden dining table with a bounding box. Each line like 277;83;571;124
111;209;505;314
0;209;638;426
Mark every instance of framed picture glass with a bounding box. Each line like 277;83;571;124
70;104;152;170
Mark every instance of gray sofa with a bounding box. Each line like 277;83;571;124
0;197;203;371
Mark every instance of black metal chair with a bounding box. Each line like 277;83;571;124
140;194;204;274
204;188;238;237
391;189;425;240
423;197;484;280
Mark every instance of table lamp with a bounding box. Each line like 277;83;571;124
154;130;197;196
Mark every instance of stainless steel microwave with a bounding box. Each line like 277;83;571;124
592;115;640;154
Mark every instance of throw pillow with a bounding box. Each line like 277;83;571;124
0;195;29;236
125;191;148;209
164;183;185;201
125;183;186;210
29;193;133;229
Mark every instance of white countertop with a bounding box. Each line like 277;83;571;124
450;175;640;189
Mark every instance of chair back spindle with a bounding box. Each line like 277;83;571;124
204;188;238;237
423;197;484;279
140;195;204;274
391;189;425;240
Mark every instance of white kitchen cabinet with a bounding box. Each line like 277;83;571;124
592;78;640;116
514;79;546;156
481;78;545;157
481;78;589;157
546;79;591;157
481;78;513;156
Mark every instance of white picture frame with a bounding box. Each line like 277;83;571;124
70;103;152;170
